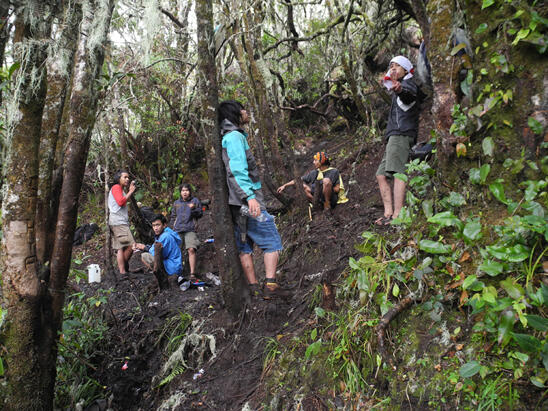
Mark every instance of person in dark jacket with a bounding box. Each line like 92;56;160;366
375;55;421;225
170;183;202;279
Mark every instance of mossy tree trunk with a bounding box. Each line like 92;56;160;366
36;3;82;264
0;1;11;107
1;0;114;408
47;0;115;399
1;1;53;409
195;0;246;317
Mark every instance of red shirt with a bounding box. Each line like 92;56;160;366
111;184;127;206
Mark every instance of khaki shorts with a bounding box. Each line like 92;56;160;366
110;224;135;250
180;231;200;250
376;135;415;177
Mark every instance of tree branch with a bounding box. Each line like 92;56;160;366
263;14;346;55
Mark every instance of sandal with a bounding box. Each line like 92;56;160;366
374;215;392;226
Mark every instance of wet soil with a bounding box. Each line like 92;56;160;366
72;133;393;410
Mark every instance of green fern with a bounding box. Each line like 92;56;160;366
156;364;185;388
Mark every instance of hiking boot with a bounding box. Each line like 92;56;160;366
263;281;291;300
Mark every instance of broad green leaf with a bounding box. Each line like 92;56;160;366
531;376;546;388
500;278;524;299
487;244;529;262
523;215;548;232
392;283;400;297
463;221;482;242
428;211;462;228
498;310;514;346
512;351;529;363
511;333;541;353
525;314;548;332
393;173;408;183
482;137;495;157
461;77;471;97
506;244;530;262
349;257;361;271
512;28;531;45
478;260;504;276
489;182;508;204
304;339;322;359
475;23;488;34
463;275;478;290
486;244;509;260
357;271;368;292
459;361;481;378
481;0;495;9
419;240;452;254
528;117;544;135
480;164;490;183
542;345;548;371
446;192;466;207
311;328;317;340
522;200;545;217
542;284;548;307
469;168;481;184
422;199;433;218
0;357;3;377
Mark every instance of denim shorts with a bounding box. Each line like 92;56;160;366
234;211;283;254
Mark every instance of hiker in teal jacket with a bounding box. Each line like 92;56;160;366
218;100;287;299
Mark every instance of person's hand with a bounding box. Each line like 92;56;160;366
247;198;261;217
188;203;195;209
133;243;145;251
129;180;136;194
391;80;402;93
277;184;285;193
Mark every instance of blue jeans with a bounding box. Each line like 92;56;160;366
234;211;283;254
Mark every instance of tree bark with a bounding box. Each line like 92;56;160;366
46;0;115;407
195;0;246;317
1;1;53;409
0;1;11;107
36;3;82;264
153;242;169;290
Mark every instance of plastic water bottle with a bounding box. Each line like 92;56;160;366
240;205;268;222
178;276;190;291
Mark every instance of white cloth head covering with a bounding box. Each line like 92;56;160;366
390;56;413;73
383;55;414;90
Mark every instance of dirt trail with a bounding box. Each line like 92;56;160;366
73;132;389;410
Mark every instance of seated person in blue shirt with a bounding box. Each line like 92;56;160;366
133;214;183;283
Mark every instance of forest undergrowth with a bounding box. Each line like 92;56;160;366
54;113;547;410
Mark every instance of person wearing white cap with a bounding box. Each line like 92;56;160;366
375;55;422;225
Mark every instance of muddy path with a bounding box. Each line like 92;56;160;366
72;132;391;410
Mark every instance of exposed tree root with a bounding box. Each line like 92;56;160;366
376;292;422;368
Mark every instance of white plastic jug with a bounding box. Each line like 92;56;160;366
87;264;101;283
